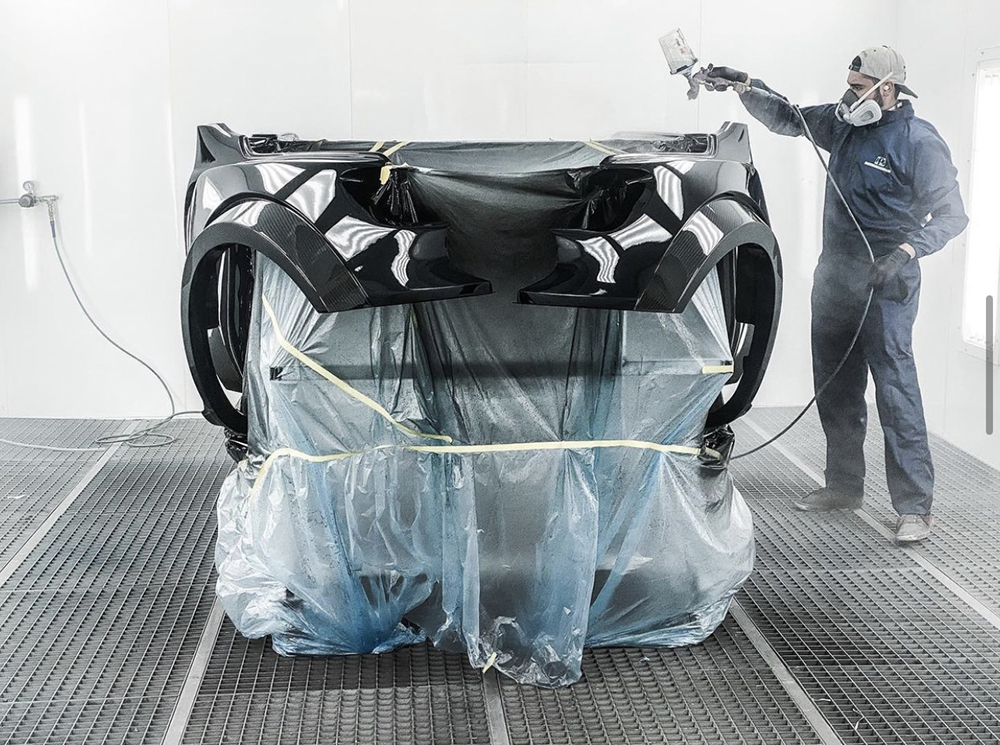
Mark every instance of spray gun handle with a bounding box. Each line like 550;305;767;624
685;69;750;100
698;66;750;94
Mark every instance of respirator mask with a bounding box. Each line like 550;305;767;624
836;73;893;127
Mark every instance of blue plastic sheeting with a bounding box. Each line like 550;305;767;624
216;256;754;687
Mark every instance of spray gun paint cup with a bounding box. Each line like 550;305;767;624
659;28;698;76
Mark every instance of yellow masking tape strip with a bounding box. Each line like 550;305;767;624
406;440;701;456
261;295;452;443
252;446;374;494
252;440;704;492
371;140;410;182
382;140;411;157
702;364;735;374
482;652;498;674
584;140;623;156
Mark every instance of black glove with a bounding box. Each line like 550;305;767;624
704;64;750;92
869;247;911;289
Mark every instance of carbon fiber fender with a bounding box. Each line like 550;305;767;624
519;195;781;427
183;194;492;431
182;199;363;430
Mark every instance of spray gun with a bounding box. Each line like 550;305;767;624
658;29;748;99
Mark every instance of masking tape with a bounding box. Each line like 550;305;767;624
583;140;623;156
406;440;701;456
252;440;703;495
482;652;498;674
261;295;452;443
383;140;411;157
252;446;387;495
372;140;411;182
701;364;735;374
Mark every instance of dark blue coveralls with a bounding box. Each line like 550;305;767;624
739;81;969;515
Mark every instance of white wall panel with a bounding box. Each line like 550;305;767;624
350;0;528;139
167;0;354;142
900;0;1000;466
0;0;182;419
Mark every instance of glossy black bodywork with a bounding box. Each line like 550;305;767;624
182;123;782;435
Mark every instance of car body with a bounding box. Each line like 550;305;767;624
182;123;782;454
183;124;783;684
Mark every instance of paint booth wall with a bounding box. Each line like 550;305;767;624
0;0;900;421
897;0;1000;467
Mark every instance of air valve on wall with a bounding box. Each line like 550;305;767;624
1;181;58;210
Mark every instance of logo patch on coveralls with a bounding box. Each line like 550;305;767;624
864;155;892;174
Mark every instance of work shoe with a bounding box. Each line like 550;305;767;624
895;514;933;544
793;487;863;512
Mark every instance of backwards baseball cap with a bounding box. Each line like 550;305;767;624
850;46;917;98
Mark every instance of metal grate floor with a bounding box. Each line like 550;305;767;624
497;619;823;745
0;419;125;570
733;412;1000;744
749;407;1000;617
182;626;494;745
0;412;998;744
0;419;231;745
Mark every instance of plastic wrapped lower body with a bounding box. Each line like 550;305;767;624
216;257;754;687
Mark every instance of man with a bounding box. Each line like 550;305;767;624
707;47;968;543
